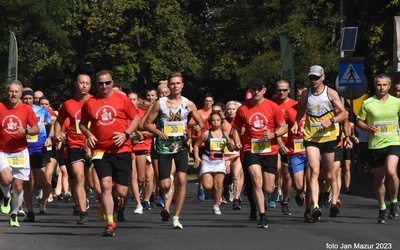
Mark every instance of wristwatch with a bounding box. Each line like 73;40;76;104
330;118;335;124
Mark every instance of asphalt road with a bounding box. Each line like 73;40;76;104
1;172;399;250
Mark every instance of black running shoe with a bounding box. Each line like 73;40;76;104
281;201;291;215
257;215;269;228
249;206;257;221
304;212;314;223
389;202;399;219
72;204;80;215
322;191;332;207
77;212;88;225
311;207;322;222
378;209;387;224
295;192;305;207
23;211;35;222
232;199;242;210
102;222;116;237
161;208;170;221
117;210;126;222
329;204;340;218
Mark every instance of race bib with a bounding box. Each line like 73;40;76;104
293;139;305;153
26;134;38;143
76;120;90;134
6;152;25;168
374;121;394;136
90;151;104;161
310;123;330;138
164;121;185;137
334;123;340;137
251;139;271;154
209;138;226;151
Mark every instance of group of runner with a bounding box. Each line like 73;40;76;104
0;66;399;236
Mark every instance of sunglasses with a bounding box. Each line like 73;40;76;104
309;75;321;81
276;89;289;93
97;80;112;86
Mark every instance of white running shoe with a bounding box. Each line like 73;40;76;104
172;216;183;229
134;204;143;215
213;206;222;215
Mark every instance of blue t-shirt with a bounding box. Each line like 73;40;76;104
27;105;52;155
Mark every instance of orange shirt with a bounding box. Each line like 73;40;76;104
80;91;138;154
0;102;38;153
232;99;284;155
285;104;306;156
131;109;152;152
57;96;92;149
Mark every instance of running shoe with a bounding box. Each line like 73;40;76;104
268;196;276;208
389;202;399;219
344;187;350;195
257;215;269;228
117;210;126;222
213;206;222;215
322;190;332;207
65;192;71;203
378;209;387;224
232;199;242;210
304;212;314;223
149;193;156;207
17;206;26;217
197;188;205;201
249;206;257;221
329;204;340;218
73;204;80;215
295;192;305;207
23;211;35;222
271;187;279;202
228;184;234;203
142;200;152;211
134;204;143;215
155;197;164;207
161;208;170;221
39;204;47;215
57;192;65;200
220;197;227;204
172;216;183;229
311;207;322;222
102;222;116;237
1;196;11;214
77;212;88;225
9;213;19;227
281;201;291;215
86;188;94;200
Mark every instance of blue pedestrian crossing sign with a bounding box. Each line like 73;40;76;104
338;62;363;87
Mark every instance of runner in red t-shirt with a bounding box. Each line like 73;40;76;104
230;77;287;229
271;80;298;215
80;70;140;237
54;73;92;225
0;80;39;227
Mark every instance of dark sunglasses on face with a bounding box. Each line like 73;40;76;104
309;75;321;81
276;89;289;93
97;80;112;86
